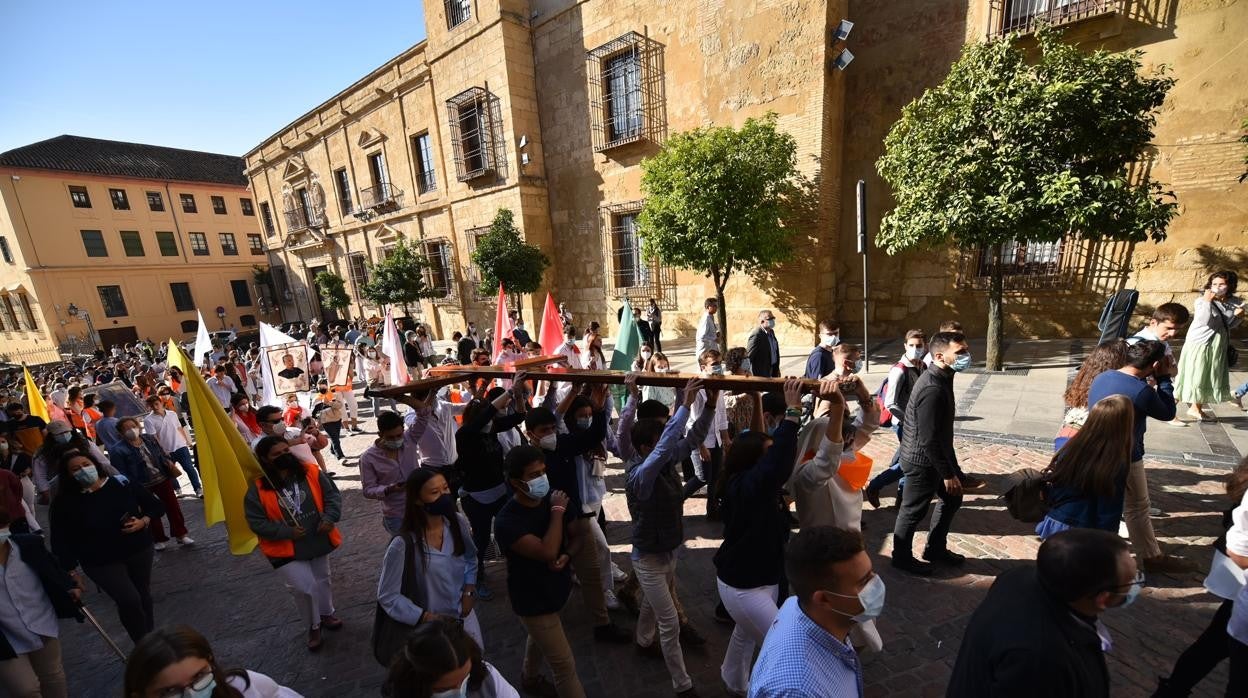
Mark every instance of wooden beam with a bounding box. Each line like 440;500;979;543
362;371;473;399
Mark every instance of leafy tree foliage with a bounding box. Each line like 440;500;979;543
361;239;438;314
471;208;551;311
314;271;351;312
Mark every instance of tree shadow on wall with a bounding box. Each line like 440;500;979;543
753;170;823;333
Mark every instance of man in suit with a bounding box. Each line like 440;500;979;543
746;310;781;378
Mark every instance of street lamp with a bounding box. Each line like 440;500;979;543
66;303;100;351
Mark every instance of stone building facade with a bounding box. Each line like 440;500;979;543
247;0;1248;349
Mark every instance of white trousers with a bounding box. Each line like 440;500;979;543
275;556;336;630
339;389;359;424
636;554;691;692
717;579;779;694
587;515;614;596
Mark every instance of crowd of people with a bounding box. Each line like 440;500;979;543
0;274;1247;697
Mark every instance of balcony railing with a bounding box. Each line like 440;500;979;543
360;182;403;213
284;206;325;231
989;0;1120;38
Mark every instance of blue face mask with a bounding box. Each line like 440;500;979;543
526;473;550;500
951;354;973;372
431;675;470;698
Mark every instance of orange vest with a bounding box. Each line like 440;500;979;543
255;463;341;558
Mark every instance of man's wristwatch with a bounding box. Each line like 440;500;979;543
463;590;475;598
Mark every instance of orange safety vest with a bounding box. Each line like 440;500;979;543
255;463;341;559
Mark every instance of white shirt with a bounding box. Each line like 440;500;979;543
1126;327;1174;357
554;341;583;370
696;312;718;356
416;396;468;467
143;410;187;453
208;376;237;406
689;388;729;448
226;670;304;698
1225;488;1248;643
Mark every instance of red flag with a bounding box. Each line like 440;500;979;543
493;283;511;361
539;292;564;355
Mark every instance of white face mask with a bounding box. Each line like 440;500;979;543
641;351;652;360
821;333;840;347
538;433;557;451
125;427;141;441
905;346;923;361
826;574;886;623
654;366;670;374
269;422;287;437
430;675;470;698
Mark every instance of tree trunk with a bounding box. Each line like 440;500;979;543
716;285;729;356
986;243;1005;372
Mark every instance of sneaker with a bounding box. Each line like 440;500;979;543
1149;507;1166;517
680;623;707;646
319;614;344;631
865;487;881;509
593;622;632;644
611;561;627;583
1142;554;1198;574
1234;393;1244;409
153;541;168;551
960;475;988;491
891;556;933;576
605;589;622;611
306;627;323;652
520;673;558;698
176;535;195;545
922;548;966;566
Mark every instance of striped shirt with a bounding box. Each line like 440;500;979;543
749;596;862;698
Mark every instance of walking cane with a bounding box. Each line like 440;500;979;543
79;604;128;662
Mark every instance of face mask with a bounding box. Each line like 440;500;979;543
431;675;470;698
52;432;73;445
0;528;10;545
766;318;776;329
73;465;99;487
641;351;652;360
821;333;840;347
538;433;557;451
575;417;592;431
382;437;404;450
525;473;550;499
187;675;218;698
425;493;456;517
655;367;669;374
269;422;287;437
238;403;250;412
318;388;328;394
1117;579;1143;608
126;428;142;441
904;346;923;361
740;359;753;374
707;364;723;375
853;359;864;374
826;574;886;623
0;443;8;455
951;353;973;372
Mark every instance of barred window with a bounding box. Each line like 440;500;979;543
260;202;276;237
463;226;489;300
413;133;438;194
97;285;128;318
69;186;91;208
600;202;674;304
109;188;130;211
248;234;264;255
219;233;238;256
212;196;227;215
992;0;1117;37
445;0;471;29
588;32;667;152
610;213;646;289
446;87;505;183
0;296;17;331
422;238;457;302
146;191;164;212
17;294;36;331
180;194;197;213
347;252;370;300
189;232;209;256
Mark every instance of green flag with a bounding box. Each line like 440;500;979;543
610;299;641;371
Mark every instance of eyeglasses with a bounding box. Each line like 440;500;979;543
1106;571;1145;591
155;666;214;698
261;419;283;425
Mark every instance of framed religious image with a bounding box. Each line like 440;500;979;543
267;342;310;396
320;344;354;389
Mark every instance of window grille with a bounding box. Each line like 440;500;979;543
446;87;506;183
463;227;490;301
422;238;459;304
600;202;675;306
347;253;370;300
956;237;1135;293
588;32;667;152
988;0;1119;37
413;133;438;194
445;0;471;29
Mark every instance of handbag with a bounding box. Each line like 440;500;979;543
1215;301;1240;367
1001;467;1050;523
371;535;425;667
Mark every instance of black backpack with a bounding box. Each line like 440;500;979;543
1097;290;1139;345
1001;467;1050;523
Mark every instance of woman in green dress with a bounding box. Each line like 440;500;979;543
1175;271;1244;421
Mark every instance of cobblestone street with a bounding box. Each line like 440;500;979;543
55;416;1235;697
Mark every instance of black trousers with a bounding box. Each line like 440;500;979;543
892;461;962;559
649;322;662;352
459;493;507;585
1231;632;1248;698
82;545;155;642
1155;599;1233;697
322;420;344;458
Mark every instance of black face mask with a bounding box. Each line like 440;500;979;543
274;454;303;474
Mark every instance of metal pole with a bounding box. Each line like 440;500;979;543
856;180;869;372
80;604;128;662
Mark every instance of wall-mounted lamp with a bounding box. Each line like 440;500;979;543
835;19;853;41
833;48;854;71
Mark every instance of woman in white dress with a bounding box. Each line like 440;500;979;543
1175;271;1245;421
124;626;303;697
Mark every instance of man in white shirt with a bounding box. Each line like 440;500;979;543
696;298;719;357
684;348;730;520
143;395;201;497
415;387;470;473
206;366;237;407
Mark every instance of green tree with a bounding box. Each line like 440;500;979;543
638;113;801;351
361;239;438;315
314;271;351;316
471;208;551;313
876;29;1177;370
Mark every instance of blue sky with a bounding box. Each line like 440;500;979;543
0;1;428;156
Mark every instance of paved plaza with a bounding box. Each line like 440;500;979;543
54;337;1244;697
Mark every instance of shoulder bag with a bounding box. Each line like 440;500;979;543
371;534;426;667
1215;301;1239;368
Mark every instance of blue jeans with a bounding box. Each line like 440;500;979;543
866;424;905;494
170;446;201;493
1235;381;1248;399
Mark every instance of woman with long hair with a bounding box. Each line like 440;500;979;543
383;618;517;698
713;379;804;696
49;449;163;642
32;419;112;498
231;393;263;441
1176;271;1245;421
124;625;302;697
641;352;676;409
1056;339;1127;449
243;436;343;652
1036;395;1135;539
376;469;481;651
1153;457;1248;696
